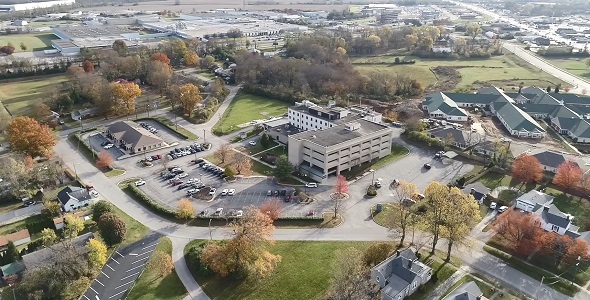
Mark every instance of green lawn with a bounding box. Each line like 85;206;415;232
0;214;48;235
543;57;590;80
245;139;279;155
0;33;55;52
406;257;457;300
104;168;126;177
126;237;187;300
185;240;374;300
212;93;289;135
341;144;409;180
257;144;287;157
111;205;150;247
498;190;519;202
477;172;538;192
352;54;568;91
545;186;590;229
0;75;67;117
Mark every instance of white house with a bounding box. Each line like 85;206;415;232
515;190;554;212
57;186;95;212
516;190;578;236
422;92;469;122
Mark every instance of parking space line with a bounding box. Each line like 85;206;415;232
115;280;135;290
132;256;150;264
110;257;120;264
106;264;115;271
142;243;158;250
126;264;146;273
115;251;124;258
109;289;128;299
121;272;141;281
89;286;99;295
82;295;90;300
101;271;110;278
95;279;105;287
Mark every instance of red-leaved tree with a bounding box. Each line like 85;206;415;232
553;159;582;191
512;154;543;185
96;151;114;170
494;209;543;257
82;60;94;73
259;198;283;221
335;175;349;197
151;53;171;65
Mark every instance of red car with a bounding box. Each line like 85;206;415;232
156;154;162;159
172;181;184;186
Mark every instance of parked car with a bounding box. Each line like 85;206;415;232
178;173;188;179
498;206;509;213
273;190;279;196
280;190;287;196
423;163;432;170
135;180;146;186
187;189;198;195
235;210;243;217
103;144;114;149
209;188;217;196
249;140;257;146
213;207;223;216
228;189;235;196
168;166;179;171
490;202;497;210
23;200;36;207
172;181;184;186
221;189;229;196
199;209;209;216
266;190;272;196
305;182;318;188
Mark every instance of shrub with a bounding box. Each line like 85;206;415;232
97;213;127;246
127;184;177;219
406;131;443;147
363;243;395;267
367;185;377;196
185;243;212;276
92;200;115;222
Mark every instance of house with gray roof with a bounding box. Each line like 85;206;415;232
428;127;482;150
106;121;165;154
22;232;95;270
490;95;545;138
462;182;490;204
371;250;432;300
422;92;469;122
442;281;485;300
531;150;574;173
57;186;95;212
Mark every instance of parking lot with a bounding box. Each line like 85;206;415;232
137;119;184;144
87;133;125;160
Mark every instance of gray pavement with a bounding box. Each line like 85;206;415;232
0;203;43;226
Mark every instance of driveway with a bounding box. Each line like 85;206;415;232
87;133;125;160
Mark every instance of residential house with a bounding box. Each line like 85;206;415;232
106;121;165;154
53;211;90;230
462;182;490;204
70;107;97;121
57;186;94;212
515;190;579;237
515;190;554;212
474;139;510;156
442;281;486;300
531;150;572;173
422;92;468;122
432;38;452;53
22;232;95;270
371;249;432;300
428;127;482;150
0;229;31;249
0;261;25;280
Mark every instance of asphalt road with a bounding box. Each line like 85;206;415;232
81;233;161;300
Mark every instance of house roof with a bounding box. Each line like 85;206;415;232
517;103;561;115
517;190;554;206
521;86;547;96
553;117;581;131
372;254;430;299
495;101;545;133
22;232;94;270
398;248;418;262
442;281;483;300
57;186;92;206
533;204;572;228
0;261;25;277
550;105;580;119
53;210;89;227
531;151;567;169
424;92;468;116
107;121;163;149
550;93;590;105
444;93;499;105
531;93;561;105
463;182;491;196
570;119;590;138
0;229;30;247
428;127;481;146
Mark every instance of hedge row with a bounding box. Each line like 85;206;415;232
406;131;444;147
26;217;55;234
126;184;178;220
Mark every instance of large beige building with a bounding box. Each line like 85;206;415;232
288;119;394;182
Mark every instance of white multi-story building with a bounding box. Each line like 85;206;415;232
288;119;394;182
0;0;75;12
287;100;382;132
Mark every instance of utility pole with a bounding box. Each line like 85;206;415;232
203;129;206;144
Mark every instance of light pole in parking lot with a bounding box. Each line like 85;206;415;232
203;129;206;144
199;173;203;183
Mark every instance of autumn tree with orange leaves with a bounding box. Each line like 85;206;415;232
96;151;114;170
6;117;57;158
537;232;590;268
82;60;94;73
512;154;543;185
494;209;544;257
110;82;142;118
553;159;582;191
179;83;202;117
259;198;283;220
151;53;171;65
200;206;281;278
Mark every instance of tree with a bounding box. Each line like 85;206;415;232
32;102;53;122
179;83;202;117
148;250;174;277
422;181;452;254
6;116;57;157
112;40;128;56
87;238;108;269
555;84;561;93
0;44;15;55
202;55;215;68
441;187;481;260
96;150;114;170
110;82;142;117
92;200;114;222
259;198;283;221
466;23;482;40
200;207;281;278
146;60;173;96
224;166;236;179
151;53;171;65
273;155;293;180
553;159;583;191
177;198;195;219
326;247;379;300
40;228;58;247
166;84;182;111
184;51;200;66
82;60;94;73
19;42;27;51
362;243;394;267
43;199;61;217
332;175;349;217
260;133;270;148
98;213;127;246
512;154;544;185
214;143;234;164
387;181;419;246
233;153;252;176
547;85;552;93
494;209;543;257
63;215;84;239
5;241;18;263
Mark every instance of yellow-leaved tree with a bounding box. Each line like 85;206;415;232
110;82;142;118
179;83;202;117
87;238;108;270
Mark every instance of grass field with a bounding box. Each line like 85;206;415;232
126;237;187;300
543;57;590;80
186;240;374;300
352;54;568;91
0;75;67;117
340;144;409;180
0;33;56;52
212;93;289;135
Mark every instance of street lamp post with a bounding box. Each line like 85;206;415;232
203;129;206;144
208;219;212;240
199;173;203;183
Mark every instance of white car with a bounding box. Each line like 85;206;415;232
498;206;509;213
209;188;217;196
214;207;223;216
235;210;243;217
171;167;182;173
177;173;188;179
305;182;318;188
490;202;497;210
249;140;257;146
228;189;235;196
187;189;198;195
146;157;153;162
89;190;99;198
221;189;228;196
103;143;114;149
134;180;146;186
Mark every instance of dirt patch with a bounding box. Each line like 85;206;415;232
430;66;462;91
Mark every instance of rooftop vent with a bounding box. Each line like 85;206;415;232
345;122;361;131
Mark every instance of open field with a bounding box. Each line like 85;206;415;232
186;240;374;300
212;92;289;135
542;57;590;80
352;54;568;91
0;33;55;52
0;74;67;117
126;237;187;300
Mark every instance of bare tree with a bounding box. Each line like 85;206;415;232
387;181;419;247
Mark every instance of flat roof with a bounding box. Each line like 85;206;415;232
291;119;390;148
51;39;78;48
54;25;135;39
